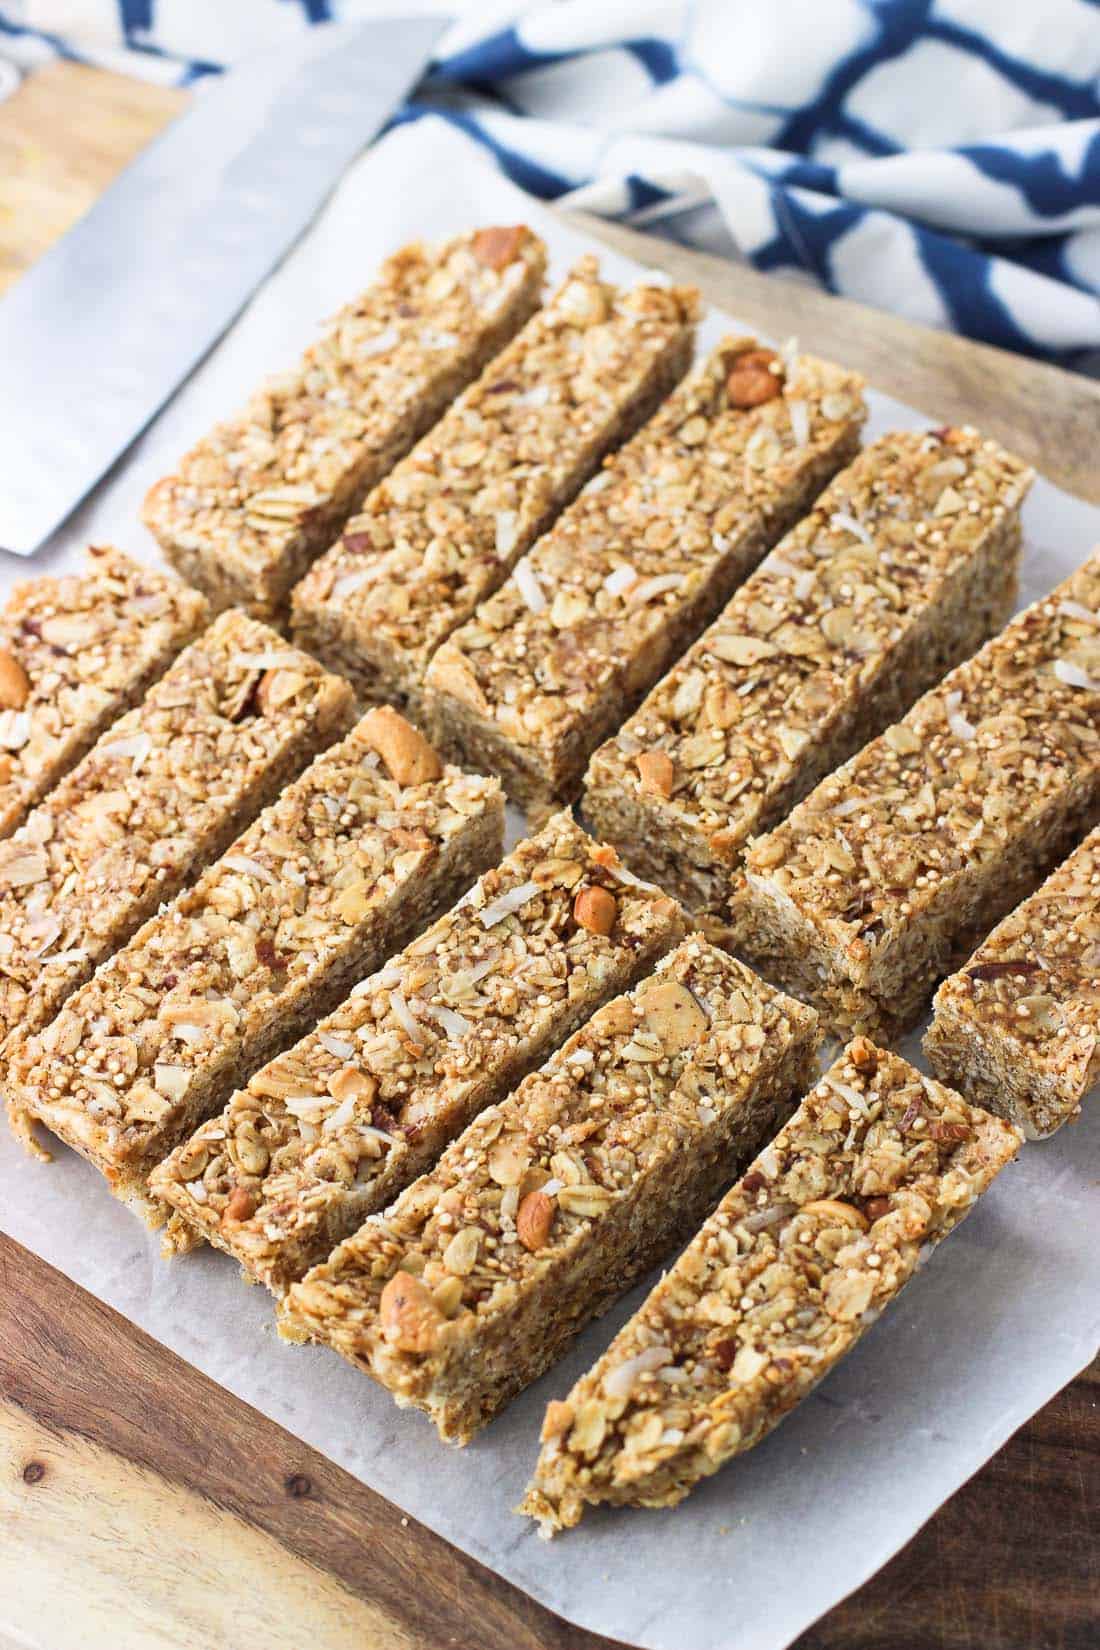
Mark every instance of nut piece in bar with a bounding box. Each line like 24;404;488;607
736;552;1100;1041
143;227;548;618
0;545;209;841
423;338;866;816
10;710;503;1219
925;821;1100;1138
0;610;356;1151
520;1038;1022;1535
152;814;686;1293
291;257;699;712
584;427;1033;926
279;938;819;1443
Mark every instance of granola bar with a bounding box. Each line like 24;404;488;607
143;227;547;618
0;545;208;840
10;710;503;1216
521;1038;1022;1534
0;610;356;1145
422;339;866;815
736;553;1100;1041
584;428;1032;924
152;813;686;1293
925;822;1100;1137
279;938;819;1443
291;258;699;712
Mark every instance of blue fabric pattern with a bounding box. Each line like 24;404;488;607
1;2;1098;364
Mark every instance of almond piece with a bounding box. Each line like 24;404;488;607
361;705;442;787
573;885;617;936
640;978;708;1053
800;1198;869;1231
328;1065;377;1106
379;1270;445;1353
727;347;782;408
636;750;675;798
472;225;527;270
516;1189;556;1251
222;1186;257;1225
256;667;306;713
0;650;30;711
0;754;14;785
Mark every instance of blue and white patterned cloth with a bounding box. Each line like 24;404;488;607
2;2;1099;365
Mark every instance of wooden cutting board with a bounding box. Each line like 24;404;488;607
0;60;1096;1650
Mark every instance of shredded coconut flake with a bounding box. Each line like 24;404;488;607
629;573;685;607
318;1031;356;1060
786;397;810;447
1058;600;1099;625
100;732;152;770
477;879;541;928
359;326;398;357
332;570;371;601
495;510;519;558
0;710;30;752
1054;658;1100;691
231;651;305;670
604;563;638;596
322;1095;358;1134
388;989;423;1041
603;1345;673;1399
429;1003;472;1038
830;511;873;547
222;854;276;884
513;560;546;614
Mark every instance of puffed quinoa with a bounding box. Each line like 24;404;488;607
737;551;1100;1039
584;427;1032;925
0;545;208;840
520;1038;1022;1534
152;812;686;1292
144;227;547;618
926;820;1100;1137
1;609;355;1151
279;938;819;1443
423;338;865;814
290;257;699;713
11;711;502;1217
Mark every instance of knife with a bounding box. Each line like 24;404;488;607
0;16;449;557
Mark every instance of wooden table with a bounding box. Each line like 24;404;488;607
0;60;1097;1650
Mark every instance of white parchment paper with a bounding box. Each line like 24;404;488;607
2;118;1098;1650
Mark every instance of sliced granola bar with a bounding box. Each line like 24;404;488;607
423;338;865;815
736;552;1100;1040
291;258;699;712
10;710;503;1216
144;227;547;618
279;938;819;1443
584;427;1032;924
925;821;1100;1137
0;610;355;1148
152;814;685;1293
0;545;208;840
521;1039;1022;1534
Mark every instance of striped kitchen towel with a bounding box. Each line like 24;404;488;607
2;1;1098;364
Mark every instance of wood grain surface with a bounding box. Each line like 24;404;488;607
0;56;1096;1650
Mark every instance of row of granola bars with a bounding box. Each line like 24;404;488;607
0;220;1096;1538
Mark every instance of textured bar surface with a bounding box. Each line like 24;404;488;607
291;258;698;710
521;1039;1022;1535
584;427;1032;923
143;227;547;617
11;710;503;1213
423;339;865;813
736;553;1100;1040
0;545;208;840
280;937;819;1443
152;813;686;1292
0;610;356;1126
926;822;1100;1137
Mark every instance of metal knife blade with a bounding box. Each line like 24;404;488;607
0;16;448;556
